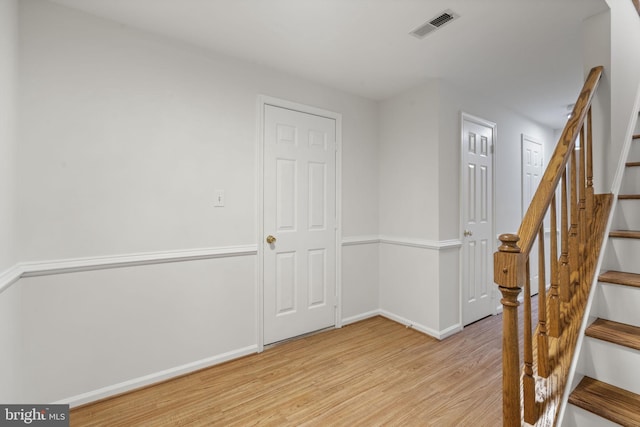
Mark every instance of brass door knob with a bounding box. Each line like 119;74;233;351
266;235;276;244
464;230;473;237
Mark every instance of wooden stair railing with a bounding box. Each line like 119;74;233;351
494;66;609;426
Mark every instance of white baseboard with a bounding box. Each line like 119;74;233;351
341;310;380;325
54;345;258;408
342;309;465;340
52;306;465;408
379;309;461;340
438;323;463;339
343;309;463;339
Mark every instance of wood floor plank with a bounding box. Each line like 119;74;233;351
569;376;640;427
70;312;515;426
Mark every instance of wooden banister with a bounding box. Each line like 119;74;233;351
517;66;602;256
494;66;605;427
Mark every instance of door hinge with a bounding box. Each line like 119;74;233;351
490;144;494;154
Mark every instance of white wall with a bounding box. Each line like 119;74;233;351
341;243;379;322
582;9;611;195
378;81;440;240
377;81;444;335
21;257;256;404
587;2;640;191
0;0;21;404
608;0;640;191
11;0;379;404
0;284;21;403
582;0;640;193
0;0;17;272
379;244;439;332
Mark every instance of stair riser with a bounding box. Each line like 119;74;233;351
620;166;640;194
577;337;640;395
612;200;640;230
630;138;640;161
595;283;640;327
563;404;620;427
603;239;640;274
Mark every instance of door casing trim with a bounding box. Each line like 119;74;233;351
256;95;343;352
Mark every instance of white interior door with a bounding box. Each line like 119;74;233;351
263;104;337;345
521;135;543;295
461;114;495;326
522;135;543;217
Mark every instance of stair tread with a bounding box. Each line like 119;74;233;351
599;270;640;288
569;377;640;426
634;134;640;139
586;318;640;351
626;162;640;167
610;230;640;239
619;194;640;199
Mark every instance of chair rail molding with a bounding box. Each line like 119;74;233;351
0;264;23;294
342;235;462;250
341;235;380;246
0;244;258;295
379;235;462;250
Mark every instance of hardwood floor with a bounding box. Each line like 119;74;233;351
71;313;512;426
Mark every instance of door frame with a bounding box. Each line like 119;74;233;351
257;95;343;352
459;112;498;326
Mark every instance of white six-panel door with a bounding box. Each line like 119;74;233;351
522;135;544;295
461;114;495;326
522;135;543;217
263;104;337;345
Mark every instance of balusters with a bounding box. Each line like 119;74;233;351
586;108;594;225
549;194;560;337
578;126;587;285
560;170;570;302
537;225;550;377
569;149;579;293
523;259;536;425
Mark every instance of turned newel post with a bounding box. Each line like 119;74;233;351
494;233;524;427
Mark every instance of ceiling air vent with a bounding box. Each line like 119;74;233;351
410;9;459;39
